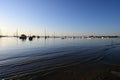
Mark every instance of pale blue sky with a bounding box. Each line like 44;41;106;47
0;0;120;36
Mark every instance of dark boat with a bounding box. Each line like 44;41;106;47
45;36;47;39
32;35;36;38
61;37;65;39
29;36;33;41
37;36;40;38
19;34;27;40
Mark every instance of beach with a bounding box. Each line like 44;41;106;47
5;60;120;80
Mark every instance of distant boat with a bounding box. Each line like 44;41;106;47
45;36;47;39
72;36;75;39
37;36;40;38
44;29;47;39
29;36;33;41
87;37;92;39
101;37;104;39
19;34;27;40
61;37;64;39
32;35;36;38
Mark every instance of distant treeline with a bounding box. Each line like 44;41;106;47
88;36;120;38
0;35;9;37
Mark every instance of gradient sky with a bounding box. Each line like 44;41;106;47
0;0;120;36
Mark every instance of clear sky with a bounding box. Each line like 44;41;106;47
0;0;120;36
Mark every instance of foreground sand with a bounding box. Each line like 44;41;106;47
5;61;120;80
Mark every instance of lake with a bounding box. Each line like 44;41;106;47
0;37;120;79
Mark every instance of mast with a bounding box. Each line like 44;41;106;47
54;32;55;38
16;29;18;37
0;29;1;36
29;30;31;37
0;28;2;37
0;28;1;37
45;29;47;39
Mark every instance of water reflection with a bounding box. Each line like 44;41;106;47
0;37;120;54
0;37;120;79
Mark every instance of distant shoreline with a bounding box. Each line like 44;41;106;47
1;35;120;39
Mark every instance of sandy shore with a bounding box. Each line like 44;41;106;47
4;61;120;80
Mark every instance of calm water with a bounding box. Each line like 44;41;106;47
0;37;120;78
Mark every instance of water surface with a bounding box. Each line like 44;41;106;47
0;37;120;78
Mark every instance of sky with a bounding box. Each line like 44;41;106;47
0;0;120;36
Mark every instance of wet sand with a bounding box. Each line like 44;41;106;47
5;61;120;80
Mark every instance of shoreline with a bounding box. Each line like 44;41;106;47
4;61;120;80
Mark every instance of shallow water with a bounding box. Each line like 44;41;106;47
0;37;120;78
